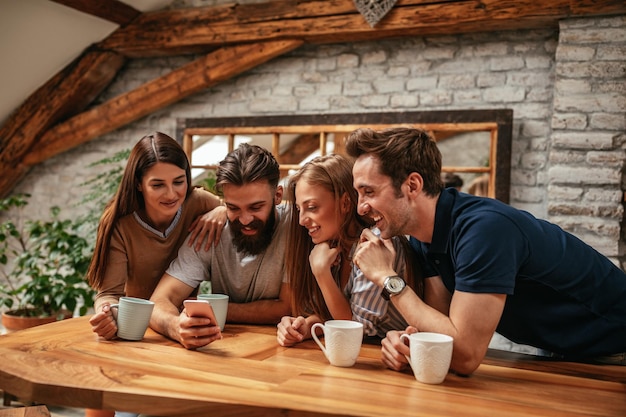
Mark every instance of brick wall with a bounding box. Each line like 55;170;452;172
8;13;626;269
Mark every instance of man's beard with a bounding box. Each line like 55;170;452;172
229;208;276;255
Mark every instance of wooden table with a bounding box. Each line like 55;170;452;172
0;316;624;417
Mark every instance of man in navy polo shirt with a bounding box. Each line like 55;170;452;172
346;127;626;376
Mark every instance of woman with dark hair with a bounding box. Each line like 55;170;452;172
276;154;422;347
88;132;224;340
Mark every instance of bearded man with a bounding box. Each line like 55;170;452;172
150;144;291;349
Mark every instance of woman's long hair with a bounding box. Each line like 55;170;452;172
287;154;423;321
87;132;192;289
286;154;370;321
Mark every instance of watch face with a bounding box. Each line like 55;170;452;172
386;276;405;293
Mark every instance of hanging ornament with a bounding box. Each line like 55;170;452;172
353;0;399;27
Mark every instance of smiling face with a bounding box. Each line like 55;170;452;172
222;180;281;255
352;155;413;239
138;162;188;228
295;180;344;245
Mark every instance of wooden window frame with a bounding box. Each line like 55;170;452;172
176;109;513;203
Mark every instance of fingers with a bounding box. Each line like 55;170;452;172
381;332;410;371
187;227;200;248
276;316;306;346
203;220;224;251
90;311;118;340
359;228;377;243
179;319;223;349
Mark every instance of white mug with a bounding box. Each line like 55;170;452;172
197;293;229;329
401;332;453;384
110;296;154;341
311;320;363;367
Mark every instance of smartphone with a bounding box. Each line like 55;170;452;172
183;299;218;326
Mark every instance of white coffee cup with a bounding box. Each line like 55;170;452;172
197;293;229;329
400;332;453;384
311;320;364;367
110;296;155;341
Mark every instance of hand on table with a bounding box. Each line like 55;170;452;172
277;316;310;347
381;326;418;371
89;303;118;340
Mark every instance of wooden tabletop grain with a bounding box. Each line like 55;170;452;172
0;316;624;417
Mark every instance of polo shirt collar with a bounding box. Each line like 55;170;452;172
429;188;456;253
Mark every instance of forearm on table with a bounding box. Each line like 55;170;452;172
227;299;291;324
149;301;184;342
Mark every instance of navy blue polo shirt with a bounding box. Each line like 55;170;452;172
410;189;626;358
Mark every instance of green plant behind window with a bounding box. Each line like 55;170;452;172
0;148;129;318
0;195;94;317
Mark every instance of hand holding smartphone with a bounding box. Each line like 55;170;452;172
183;299;218;326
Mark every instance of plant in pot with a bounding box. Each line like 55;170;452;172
0;193;96;332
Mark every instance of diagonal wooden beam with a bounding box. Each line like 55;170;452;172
50;0;141;26
100;0;626;57
0;49;125;198
22;39;303;166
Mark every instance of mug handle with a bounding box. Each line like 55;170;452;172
400;333;413;370
108;303;119;321
310;323;326;356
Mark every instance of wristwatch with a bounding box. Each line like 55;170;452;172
381;275;406;300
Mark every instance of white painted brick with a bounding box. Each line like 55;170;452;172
407;77;438;91
554;94;626;113
438;74;475;89
521;152;547;170
548;166;621;185
584;188;624;203
390;94;418;108
559;28;626;44
299;96;330;111
360;95;389;107
343;82;374;96
525;55;553;69
337;53;359;68
453;90;482;104
420;90;453;106
489;56;525;71
551;113;588;130
373;79;405;93
362;50;387;65
590;113;626;130
555;45;596;61
477;73;506;87
554;79;592;95
547;185;584;201
552;132;617;150
597;44;626;60
586;150;626;166
483;86;526;102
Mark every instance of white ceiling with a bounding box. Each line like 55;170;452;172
0;0;171;125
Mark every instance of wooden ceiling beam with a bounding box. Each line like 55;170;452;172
277;134;320;165
0;49;125;197
23;40;303;166
50;0;141;26
1;0;624;198
100;0;626;57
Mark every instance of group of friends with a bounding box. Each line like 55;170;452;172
89;128;626;381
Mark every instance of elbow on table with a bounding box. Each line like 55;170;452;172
450;351;483;376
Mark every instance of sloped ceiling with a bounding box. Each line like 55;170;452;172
0;0;625;198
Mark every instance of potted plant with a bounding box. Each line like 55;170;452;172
0;193;96;331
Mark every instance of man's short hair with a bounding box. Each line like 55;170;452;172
215;143;280;193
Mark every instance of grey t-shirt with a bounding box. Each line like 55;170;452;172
166;205;288;303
